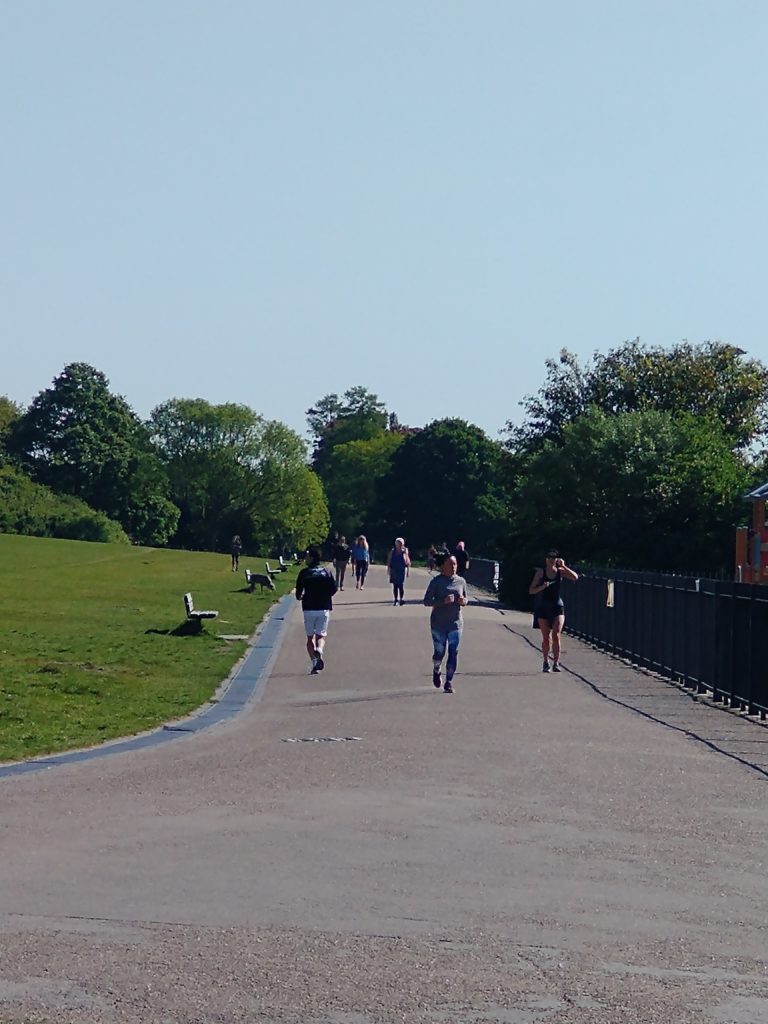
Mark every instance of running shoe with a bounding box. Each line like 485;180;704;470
552;662;561;673
542;661;550;673
315;654;325;672
443;682;454;694
432;668;442;688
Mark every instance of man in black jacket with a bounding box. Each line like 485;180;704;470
332;535;351;590
296;546;338;674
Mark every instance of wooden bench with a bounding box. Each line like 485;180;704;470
244;568;275;593
264;561;283;580
278;555;293;570
183;592;219;629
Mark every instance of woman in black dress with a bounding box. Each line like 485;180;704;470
529;549;578;673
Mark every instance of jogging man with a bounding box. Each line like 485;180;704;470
423;553;467;693
296;545;338;674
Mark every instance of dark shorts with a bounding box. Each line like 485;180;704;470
532;600;564;629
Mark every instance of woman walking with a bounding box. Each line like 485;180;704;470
352;535;370;590
230;535;242;572
529;549;579;672
387;537;411;605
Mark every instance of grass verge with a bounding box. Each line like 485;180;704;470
0;534;297;763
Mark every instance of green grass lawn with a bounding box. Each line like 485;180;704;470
0;534;298;763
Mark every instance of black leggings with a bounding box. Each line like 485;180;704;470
355;560;369;584
392;581;405;602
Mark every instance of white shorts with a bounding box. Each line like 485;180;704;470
303;609;330;637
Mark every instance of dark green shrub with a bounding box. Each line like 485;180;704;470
0;466;129;543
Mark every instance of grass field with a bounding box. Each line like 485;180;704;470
0;534;298;763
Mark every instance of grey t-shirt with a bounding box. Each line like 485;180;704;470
423;574;467;629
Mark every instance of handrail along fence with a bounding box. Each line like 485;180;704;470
567;569;768;719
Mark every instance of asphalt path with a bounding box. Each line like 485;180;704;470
1;565;768;1024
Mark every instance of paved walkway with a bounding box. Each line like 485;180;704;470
2;566;768;1024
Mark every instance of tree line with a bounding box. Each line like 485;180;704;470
303;340;768;596
0;364;328;553
2;340;767;599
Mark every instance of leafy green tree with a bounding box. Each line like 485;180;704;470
123;493;180;549
378;418;510;553
501;407;751;603
149;398;267;463
249;420;329;550
0;396;23;463
7;364;177;545
508;340;768;453
256;463;329;553
149;399;328;553
307;386;388;472
306;393;345;442
149;399;263;549
323;431;405;538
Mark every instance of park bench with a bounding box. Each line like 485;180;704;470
278;555;292;570
244;568;275;593
264;561;283;580
183;592;219;629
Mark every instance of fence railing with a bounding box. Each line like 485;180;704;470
566;569;768;719
464;557;499;592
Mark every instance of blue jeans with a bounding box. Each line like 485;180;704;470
431;625;462;680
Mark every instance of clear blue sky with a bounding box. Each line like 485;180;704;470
2;1;767;443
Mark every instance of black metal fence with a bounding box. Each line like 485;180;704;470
566;569;768;719
464;557;500;593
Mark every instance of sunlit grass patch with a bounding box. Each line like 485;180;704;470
0;534;297;762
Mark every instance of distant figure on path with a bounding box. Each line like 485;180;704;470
529;549;579;673
423;553;467;694
353;535;370;590
427;545;437;573
295;546;338;674
230;535;242;572
453;541;470;578
387;537;411;605
332;535;351;590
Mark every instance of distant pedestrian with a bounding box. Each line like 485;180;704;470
423;553;467;694
296;545;338;674
427;545;437;573
529;549;579;673
387;537;411;605
453;541;470;577
332;535;351;590
352;535;370;589
230;534;242;572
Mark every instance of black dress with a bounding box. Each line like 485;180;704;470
532;568;564;628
